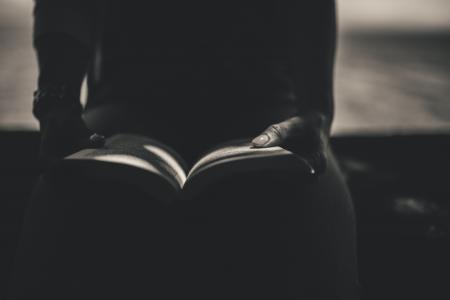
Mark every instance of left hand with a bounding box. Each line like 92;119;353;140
251;113;330;175
33;84;105;167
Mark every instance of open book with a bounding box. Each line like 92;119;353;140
57;134;314;203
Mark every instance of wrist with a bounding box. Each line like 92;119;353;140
33;84;82;122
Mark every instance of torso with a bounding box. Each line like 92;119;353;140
86;2;297;117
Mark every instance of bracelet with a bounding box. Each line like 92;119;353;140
32;84;82;121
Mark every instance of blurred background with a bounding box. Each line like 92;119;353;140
0;0;449;134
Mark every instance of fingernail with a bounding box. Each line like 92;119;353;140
252;134;270;147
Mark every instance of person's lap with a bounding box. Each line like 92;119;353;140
83;103;359;298
8;170;179;299
175;148;358;299
9;103;358;299
85;103;358;297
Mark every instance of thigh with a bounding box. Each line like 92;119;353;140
9;170;178;300
283;149;359;299
180;147;359;300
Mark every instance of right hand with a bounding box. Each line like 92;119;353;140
33;85;105;166
38;110;105;166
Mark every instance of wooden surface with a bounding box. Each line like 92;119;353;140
1;0;450;134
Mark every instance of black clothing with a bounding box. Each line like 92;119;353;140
9;124;359;300
35;34;89;93
33;1;336;119
20;2;361;299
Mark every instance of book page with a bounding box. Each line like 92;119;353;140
182;140;314;198
188;141;296;178
143;145;187;185
66;134;188;188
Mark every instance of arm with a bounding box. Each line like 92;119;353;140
287;0;336;128
33;0;105;165
252;1;337;174
33;0;101;91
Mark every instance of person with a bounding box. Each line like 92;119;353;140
9;1;360;299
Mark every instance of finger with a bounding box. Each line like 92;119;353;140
78;133;106;149
88;133;106;148
252;124;286;148
276;116;307;138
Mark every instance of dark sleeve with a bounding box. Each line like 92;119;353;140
286;0;336;122
33;0;101;48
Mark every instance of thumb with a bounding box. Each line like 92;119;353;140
251;124;286;148
88;133;106;148
78;133;106;149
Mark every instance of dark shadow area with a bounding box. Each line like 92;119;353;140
333;134;450;300
1;131;449;299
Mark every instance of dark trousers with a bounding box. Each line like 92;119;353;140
8;105;359;299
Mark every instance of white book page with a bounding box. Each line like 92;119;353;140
66;134;188;188
188;143;291;178
143;145;187;186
